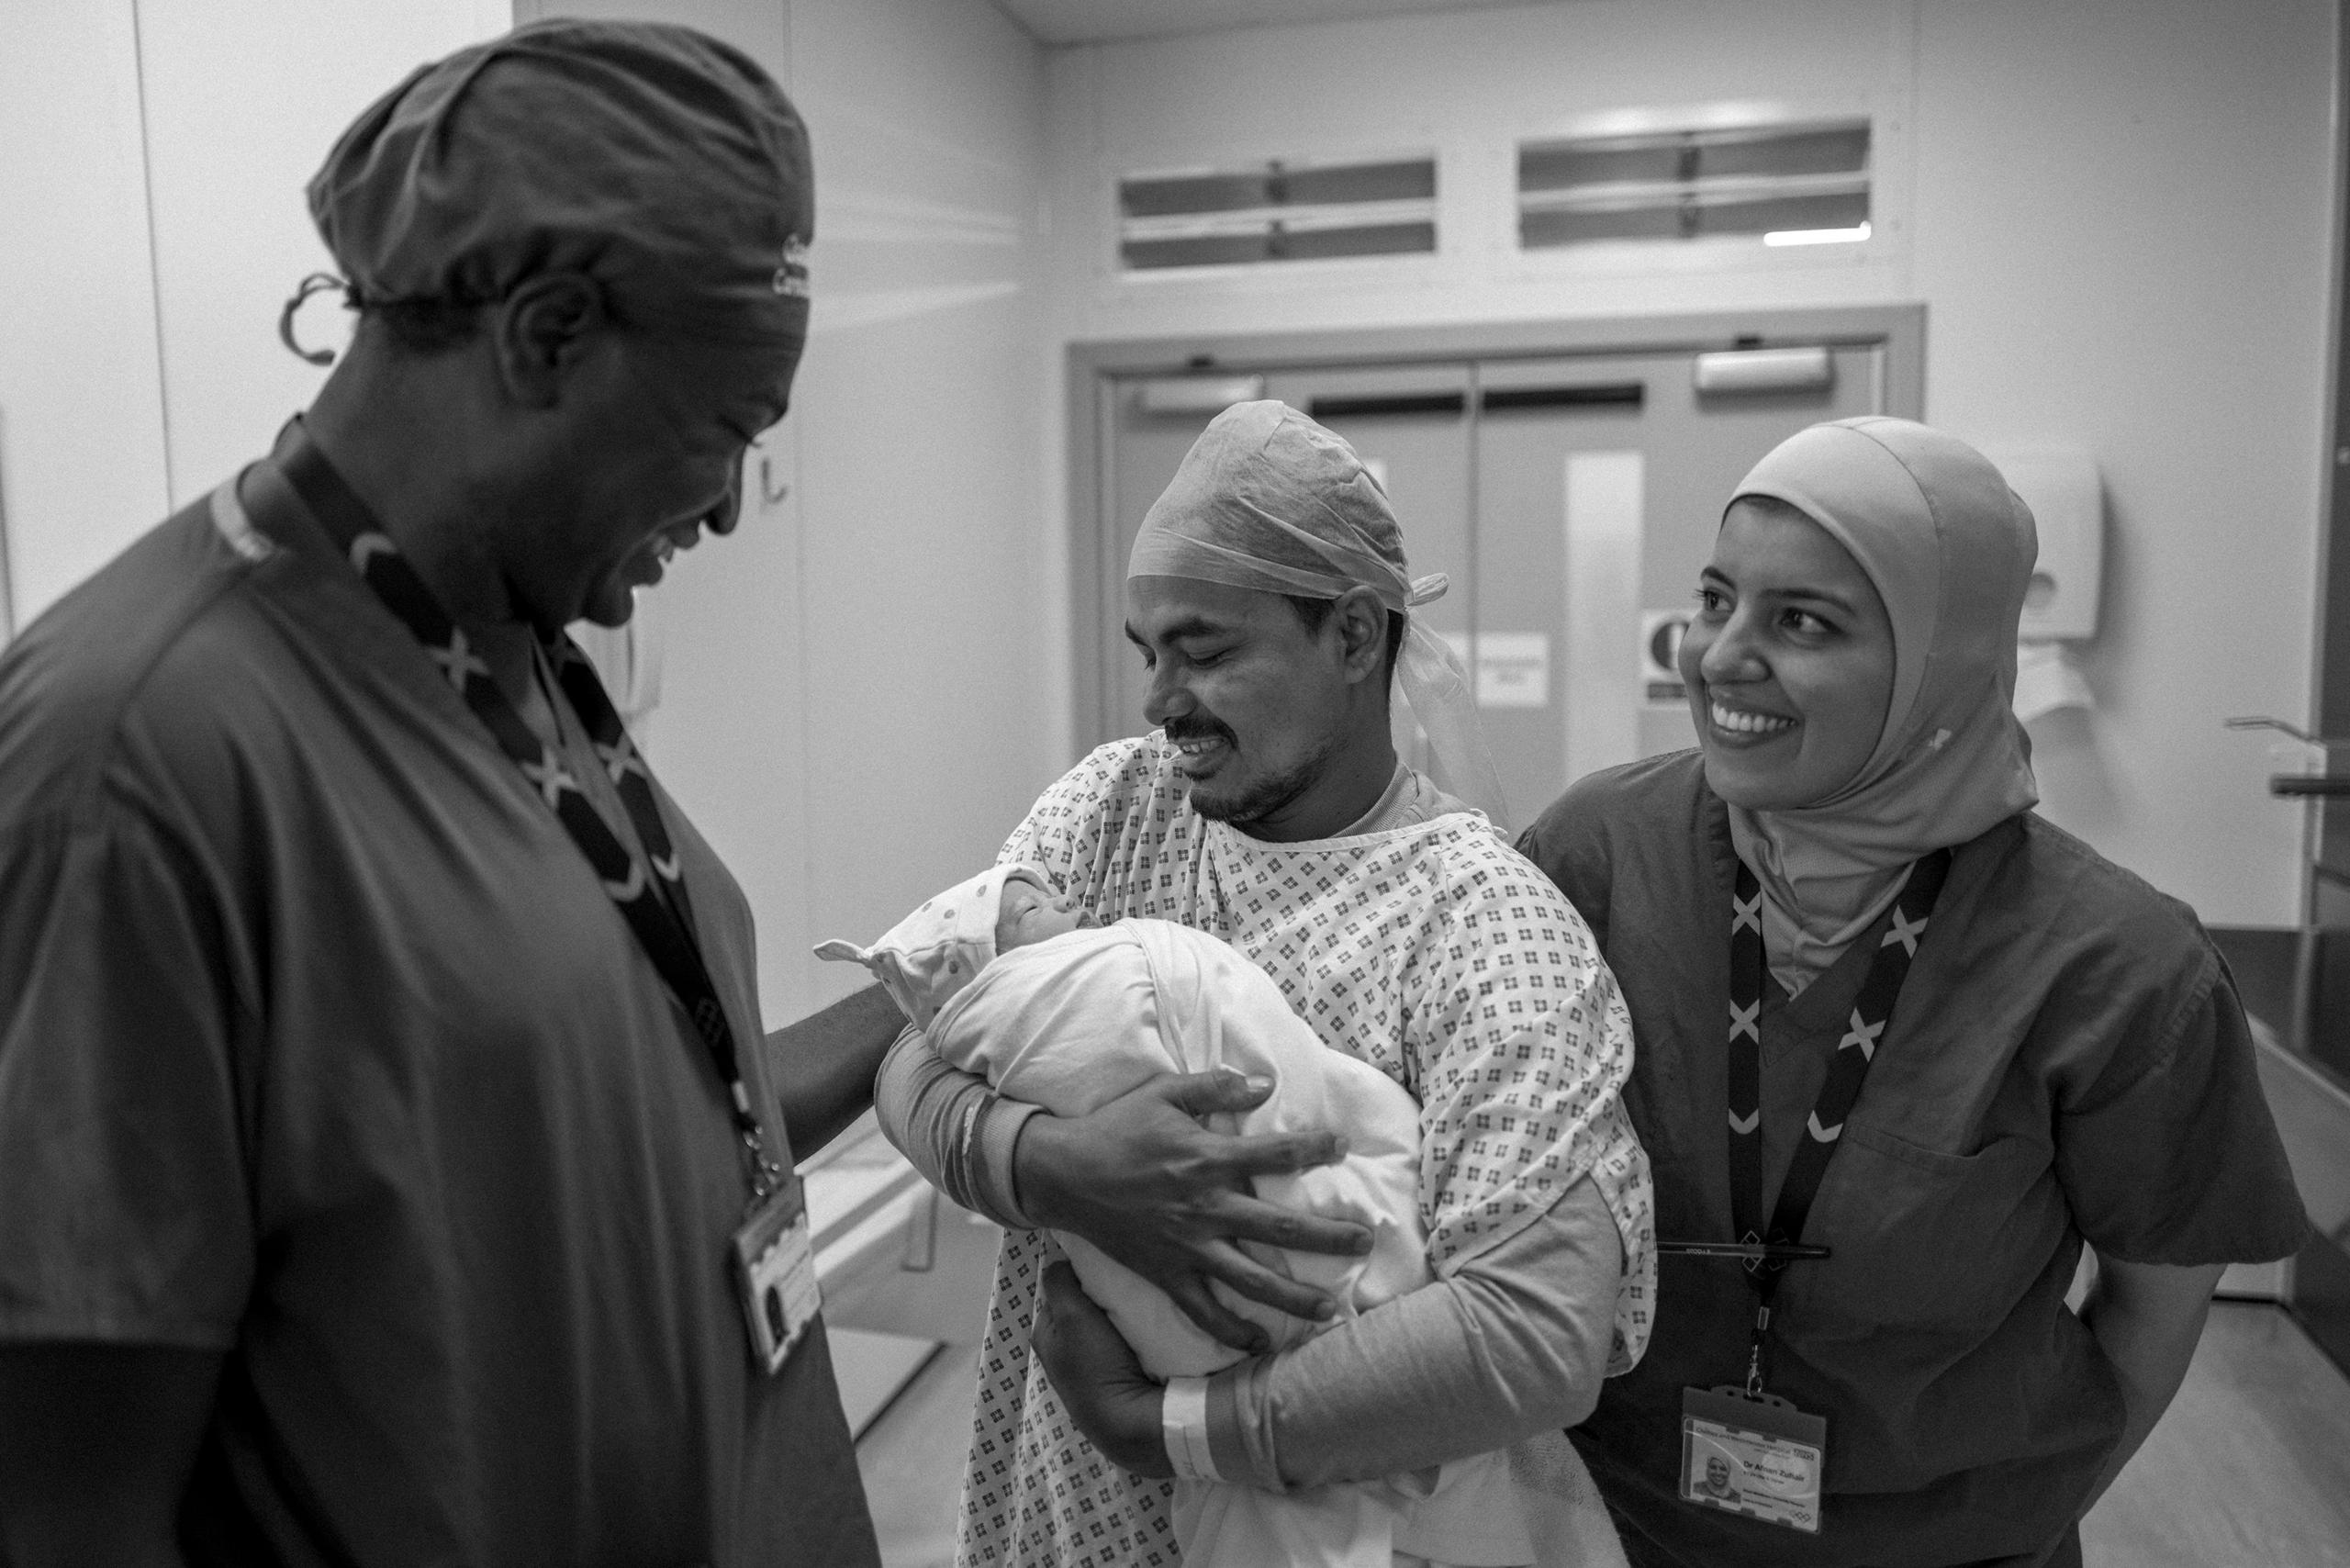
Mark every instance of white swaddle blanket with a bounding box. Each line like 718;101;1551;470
925;916;1529;1568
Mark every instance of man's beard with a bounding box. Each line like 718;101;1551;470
1174;715;1343;830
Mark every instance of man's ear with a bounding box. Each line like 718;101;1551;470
1332;586;1390;685
492;273;609;409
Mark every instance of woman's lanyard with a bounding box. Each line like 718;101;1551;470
263;430;785;1208
1722;846;1950;1396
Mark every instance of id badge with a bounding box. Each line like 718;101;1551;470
1680;1385;1827;1534
732;1176;820;1377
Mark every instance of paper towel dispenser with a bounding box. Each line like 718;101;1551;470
1985;448;2102;641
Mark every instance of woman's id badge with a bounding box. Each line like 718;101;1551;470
733;1177;820;1376
1680;1386;1826;1534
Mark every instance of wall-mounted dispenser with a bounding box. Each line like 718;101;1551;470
1985;447;2103;641
1984;447;2102;725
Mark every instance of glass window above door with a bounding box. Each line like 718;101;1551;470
1117;153;1437;272
1517;118;1871;250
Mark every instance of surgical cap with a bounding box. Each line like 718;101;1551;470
1130;400;1419;608
308;18;812;346
1127;400;1511;827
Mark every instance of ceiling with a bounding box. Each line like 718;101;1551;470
991;0;1548;47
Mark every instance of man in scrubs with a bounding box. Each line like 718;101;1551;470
0;22;900;1564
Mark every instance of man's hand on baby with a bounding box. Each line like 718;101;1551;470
1032;1260;1172;1479
1012;1070;1374;1354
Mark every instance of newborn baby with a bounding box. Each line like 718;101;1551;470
817;865;1529;1568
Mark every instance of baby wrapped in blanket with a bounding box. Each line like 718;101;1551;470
817;863;1530;1568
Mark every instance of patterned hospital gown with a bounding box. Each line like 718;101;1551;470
955;736;1655;1568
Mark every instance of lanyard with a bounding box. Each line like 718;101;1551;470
263;431;785;1205
1724;846;1949;1394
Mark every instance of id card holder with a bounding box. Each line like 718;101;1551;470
733;1175;820;1377
1681;1385;1827;1534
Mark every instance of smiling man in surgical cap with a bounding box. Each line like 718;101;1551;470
875;401;1654;1568
0;20;900;1565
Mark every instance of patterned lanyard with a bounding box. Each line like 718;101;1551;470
1725;846;1950;1390
266;431;784;1204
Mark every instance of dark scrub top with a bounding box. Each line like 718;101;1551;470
0;472;878;1568
1516;751;2308;1568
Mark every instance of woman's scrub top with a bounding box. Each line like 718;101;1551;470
1517;750;2307;1568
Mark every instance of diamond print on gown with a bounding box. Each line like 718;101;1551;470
953;737;1656;1568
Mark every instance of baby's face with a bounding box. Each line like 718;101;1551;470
995;880;1093;951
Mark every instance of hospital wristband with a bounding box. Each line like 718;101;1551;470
1161;1376;1220;1482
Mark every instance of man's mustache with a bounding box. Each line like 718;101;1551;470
1164;713;1236;746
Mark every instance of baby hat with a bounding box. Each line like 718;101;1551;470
813;865;1049;1027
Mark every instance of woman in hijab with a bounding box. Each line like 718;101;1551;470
1516;417;2306;1567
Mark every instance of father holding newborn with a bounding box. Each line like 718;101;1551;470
877;400;1656;1568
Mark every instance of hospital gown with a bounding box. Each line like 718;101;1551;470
901;735;1656;1568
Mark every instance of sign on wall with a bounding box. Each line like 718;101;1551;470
1641;609;1690;704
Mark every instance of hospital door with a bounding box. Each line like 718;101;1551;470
1093;344;1887;827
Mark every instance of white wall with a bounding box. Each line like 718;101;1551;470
0;1;505;635
781;0;1056;1017
1036;0;2336;926
139;1;512;504
0;2;171;633
1908;1;2332;926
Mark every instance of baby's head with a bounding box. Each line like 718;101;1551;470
812;864;1093;1027
995;875;1091;952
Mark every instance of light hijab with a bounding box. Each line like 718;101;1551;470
1718;416;2040;991
1128;399;1510;827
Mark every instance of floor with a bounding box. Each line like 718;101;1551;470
847;1285;2350;1568
2080;1302;2350;1567
833;1203;1003;1568
856;1338;983;1568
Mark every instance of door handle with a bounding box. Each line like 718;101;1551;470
1482;383;1645;411
2273;777;2350;798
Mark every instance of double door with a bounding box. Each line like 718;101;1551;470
1091;333;1894;828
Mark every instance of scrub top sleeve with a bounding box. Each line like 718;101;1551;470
1514;792;1616;949
0;802;255;1348
2054;946;2309;1266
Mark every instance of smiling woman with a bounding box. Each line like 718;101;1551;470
1680;496;1895;815
1515;417;2308;1568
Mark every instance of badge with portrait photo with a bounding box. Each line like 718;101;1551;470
1680;1385;1827;1534
733;1175;821;1376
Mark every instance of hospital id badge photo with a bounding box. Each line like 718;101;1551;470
733;1175;821;1376
1681;1385;1828;1534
